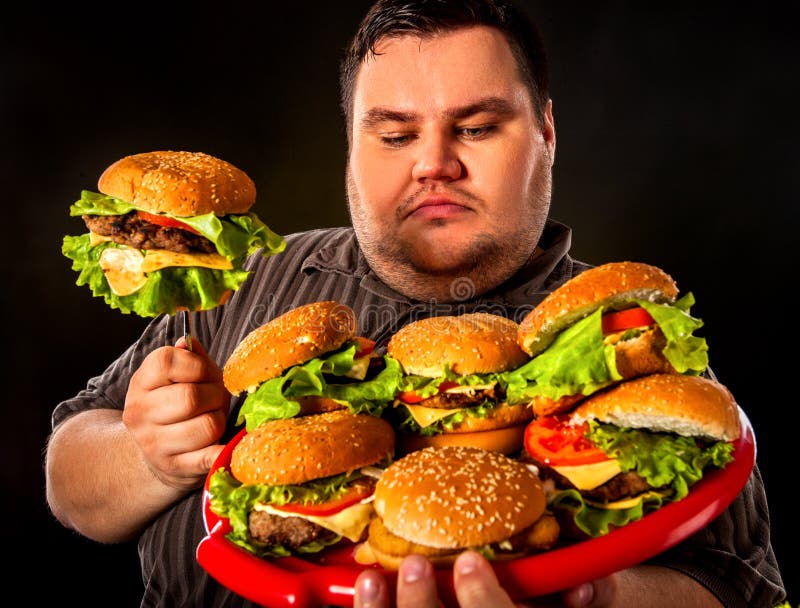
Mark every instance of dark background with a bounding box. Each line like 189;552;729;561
2;2;796;606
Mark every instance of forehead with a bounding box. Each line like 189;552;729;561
353;25;530;116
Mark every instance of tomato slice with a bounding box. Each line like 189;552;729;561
601;307;655;334
397;380;461;404
137;210;202;235
353;337;376;359
524;415;611;466
397;390;424;404
272;483;373;517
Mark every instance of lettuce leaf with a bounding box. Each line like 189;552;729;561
501;296;708;404
587;421;734;500
394;364;505;398
70;190;286;259
502;309;621;404
62;235;250;317
237;344;404;430
392;398;496;436
208;468;364;557
62;191;286;317
549;423;735;537
638;294;708;374
549;488;667;537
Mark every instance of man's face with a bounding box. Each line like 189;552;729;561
347;25;556;301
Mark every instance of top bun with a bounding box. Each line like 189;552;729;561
223;301;357;395
388;313;529;377
518;262;679;356
98;150;256;217
374;445;546;549
230;410;395;486
571;373;741;441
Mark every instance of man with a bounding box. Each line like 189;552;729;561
45;1;786;606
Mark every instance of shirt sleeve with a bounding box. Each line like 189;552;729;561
647;464;786;607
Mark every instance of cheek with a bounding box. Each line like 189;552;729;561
349;148;407;217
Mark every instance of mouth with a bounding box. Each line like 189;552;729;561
405;195;471;221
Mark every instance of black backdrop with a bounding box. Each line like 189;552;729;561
2;2;796;606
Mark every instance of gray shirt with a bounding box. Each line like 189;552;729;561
52;221;786;607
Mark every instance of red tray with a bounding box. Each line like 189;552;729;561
197;408;756;607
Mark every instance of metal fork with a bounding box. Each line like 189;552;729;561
182;310;193;352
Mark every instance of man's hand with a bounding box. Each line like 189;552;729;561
123;336;230;492
353;551;721;608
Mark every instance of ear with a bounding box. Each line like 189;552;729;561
542;99;556;163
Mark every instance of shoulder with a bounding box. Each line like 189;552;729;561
244;226;357;273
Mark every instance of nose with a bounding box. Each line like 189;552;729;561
411;131;463;182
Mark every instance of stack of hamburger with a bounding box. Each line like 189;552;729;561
509;262;741;538
207;261;743;566
62;150;286;317
209;301;403;557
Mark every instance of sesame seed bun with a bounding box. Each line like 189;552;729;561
388;313;529;377
97;150;256;217
517;262;679;357
223;301;357;396
372;446;546;550
230;409;395;486
571;373;741;441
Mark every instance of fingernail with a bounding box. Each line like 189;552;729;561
356;573;380;602
402;554;426;583
456;551;479;575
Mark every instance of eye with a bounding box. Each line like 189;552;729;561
458;125;495;139
380;133;415;148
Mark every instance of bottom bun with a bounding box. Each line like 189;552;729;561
367;540;459;570
365;523;524;571
396;424;526;456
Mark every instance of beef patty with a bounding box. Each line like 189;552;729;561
83;212;216;253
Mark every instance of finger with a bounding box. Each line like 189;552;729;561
353;569;390;608
561;576;617;608
136;403;228;455
135;381;230;426
136;346;222;390
396;554;439;608
453;551;516;608
153;443;226;488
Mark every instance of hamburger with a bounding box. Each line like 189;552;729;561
386;313;534;455
223;301;403;430
362;445;559;569
62;150;286;317
505;261;709;417
208;409;395;557
522;373;740;538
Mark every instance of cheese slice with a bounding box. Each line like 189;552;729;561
140;249;232;272
551;459;622;490
402;402;464;428
92;231;232;296
256;500;375;542
585;490;667;510
89;231;113;246
396;381;496;428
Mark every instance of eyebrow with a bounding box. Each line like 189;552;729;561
359;96;516;130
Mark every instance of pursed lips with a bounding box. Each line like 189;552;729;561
403;194;472;221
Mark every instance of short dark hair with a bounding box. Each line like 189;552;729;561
339;0;550;145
